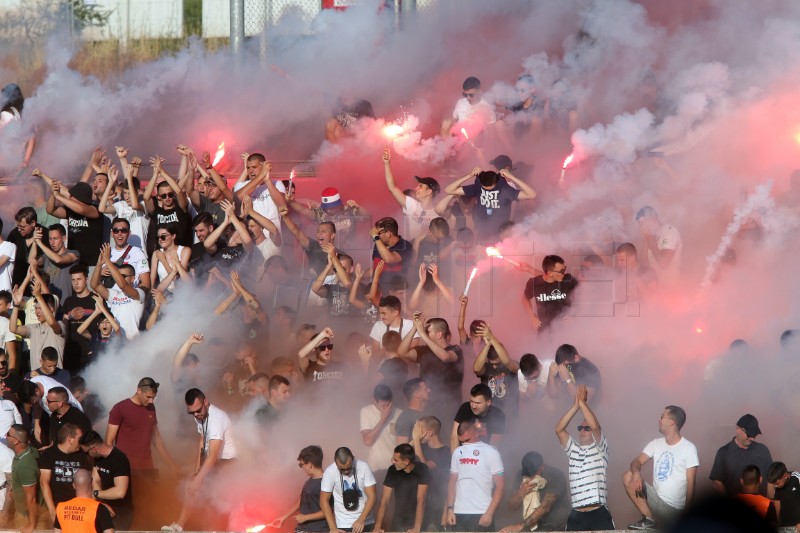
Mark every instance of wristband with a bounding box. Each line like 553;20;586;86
93;490;99;499
373;235;380;242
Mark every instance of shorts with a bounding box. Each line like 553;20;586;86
566;505;614;531
644;482;681;525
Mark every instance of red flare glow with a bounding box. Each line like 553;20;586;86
460;127;469;140
246;526;266;533
212;141;226;166
562;153;575;169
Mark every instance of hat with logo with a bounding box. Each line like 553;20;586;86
137;377;160;391
489;154;513;170
414;176;441;195
736;414;761;438
321;187;342;209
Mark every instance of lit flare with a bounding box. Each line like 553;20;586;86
383;124;403;139
485;247;520;267
212;141;226;166
460;127;470;140
246;526;266;533
562;153;575;169
463;267;478;296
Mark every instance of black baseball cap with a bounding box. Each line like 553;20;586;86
489;155;513;170
414;176;440;195
736;414;761;438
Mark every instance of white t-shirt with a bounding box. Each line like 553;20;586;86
321;458;376;528
648;224;682;284
369;318;416;346
403;196;438;241
110;244;150;287
0;316;16;351
255;236;280;263
453;97;497;125
0;240;16;294
517;359;554;398
563;434;609;508
106;287;145;339
113;201;149;249
359;404;400;471
233;180;285;237
642;436;699;509
0;444;12;510
196;404;237;460
0;398;21;446
30;375;83;414
450;441;504;514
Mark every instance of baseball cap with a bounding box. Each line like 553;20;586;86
137;377;160;391
321;187;342;210
521;451;543;476
489;155;513;170
736;414;761;438
414;176;440;195
69;182;93;205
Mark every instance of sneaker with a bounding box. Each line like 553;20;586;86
161;523;183;532
628;516;657;530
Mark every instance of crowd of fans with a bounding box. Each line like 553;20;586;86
0;75;797;533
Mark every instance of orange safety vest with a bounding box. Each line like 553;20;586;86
737;493;771;518
56;497;100;533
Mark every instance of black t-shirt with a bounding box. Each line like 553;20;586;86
303;240;332;278
383;462;430;531
453;403;506;441
372;237;414;281
536;464;571;530
709;440;773;495
299;477;328;532
0;372;23;394
7;226;44;290
523;275;579;328
377;358;409;400
417;344;464;406
189;242;213;284
569;357;602;400
255;403;280;426
320;283;353;318
303;361;349;385
775;472;800;526
39;447;90;505
65;207;104;265
146;206;192;254
48;406;92;445
477;362;519;417
214;244;247;273
422;445;451;525
461;178;520;239
96;446;133;510
62;294;96;371
54;499;115;531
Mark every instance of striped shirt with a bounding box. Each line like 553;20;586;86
563;433;608;508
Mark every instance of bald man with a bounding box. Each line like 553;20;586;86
54;469;115;533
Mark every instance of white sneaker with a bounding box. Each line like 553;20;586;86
161;523;183;532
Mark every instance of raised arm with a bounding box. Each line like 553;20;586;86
222;200;254;252
555;388;581;447
102;244;140;300
33;227;77;266
444;167;481;196
414;316;457;363
298;328;333;373
279;209;310;249
152;157;188;212
97;165;119;215
457;295;469;344
54;185;100;219
382;149;408;207
31;280;62;335
348;264;367;310
242;195;281;245
172;333;203;383
499;169;537;200
478;323;518;372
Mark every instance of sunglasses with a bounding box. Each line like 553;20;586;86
577;426;592;432
157;234;171;241
158;192;176;200
0;361;7;367
317;344;334;351
111;227;130;234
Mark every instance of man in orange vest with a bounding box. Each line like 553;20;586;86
54;469;115;533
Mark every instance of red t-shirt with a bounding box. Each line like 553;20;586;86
108;398;158;470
